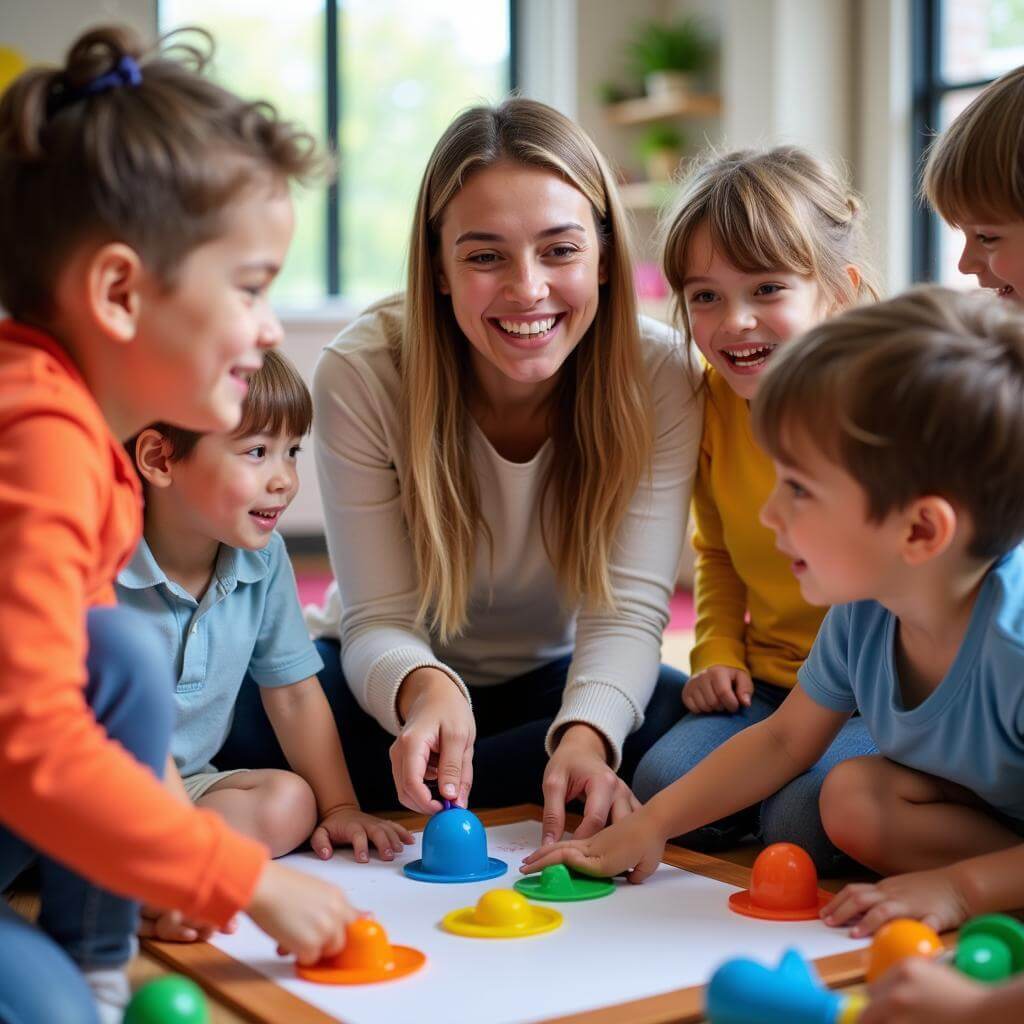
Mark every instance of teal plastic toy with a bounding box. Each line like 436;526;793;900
123;976;209;1024
954;914;1024;984
514;863;614;902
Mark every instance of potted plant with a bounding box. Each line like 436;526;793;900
637;124;685;183
628;16;714;99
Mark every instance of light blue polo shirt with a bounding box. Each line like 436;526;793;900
798;546;1024;822
116;532;323;777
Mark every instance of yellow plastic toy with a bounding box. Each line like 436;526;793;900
442;888;563;939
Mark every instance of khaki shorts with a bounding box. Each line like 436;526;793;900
182;768;248;802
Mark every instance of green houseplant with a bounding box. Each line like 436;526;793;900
628;16;714;98
636;124;685;182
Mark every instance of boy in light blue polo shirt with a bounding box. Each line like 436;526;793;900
522;287;1024;943
118;351;411;939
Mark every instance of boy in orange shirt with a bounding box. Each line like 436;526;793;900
0;25;356;1023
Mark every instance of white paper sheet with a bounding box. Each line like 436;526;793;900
210;821;868;1023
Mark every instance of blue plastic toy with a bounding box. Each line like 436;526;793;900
706;949;865;1024
403;803;507;884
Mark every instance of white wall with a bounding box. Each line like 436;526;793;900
2;0;155;63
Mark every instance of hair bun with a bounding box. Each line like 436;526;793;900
63;25;144;88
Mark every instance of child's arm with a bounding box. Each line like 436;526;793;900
862;957;1024;1024
688;446;754;713
823;842;1024;936
521;686;849;880
261;677;414;861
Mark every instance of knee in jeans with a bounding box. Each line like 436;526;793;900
631;749;677;805
819;758;883;864
253;773;318;856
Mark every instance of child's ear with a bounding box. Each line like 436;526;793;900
902;496;958;565
85;242;145;343
436;267;451;295
134;429;175;489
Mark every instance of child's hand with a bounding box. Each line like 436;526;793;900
519;809;664;884
862;957;989;1024
247;860;360;965
312;804;415;862
138;904;236;943
821;866;971;937
683;666;754;713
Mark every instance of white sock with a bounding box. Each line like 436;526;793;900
81;966;131;1024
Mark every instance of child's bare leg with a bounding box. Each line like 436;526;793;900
199;770;318;858
820;755;1019;875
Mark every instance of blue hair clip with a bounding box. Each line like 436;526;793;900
47;55;142;117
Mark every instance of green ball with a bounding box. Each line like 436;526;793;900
123;976;209;1024
954;934;1013;983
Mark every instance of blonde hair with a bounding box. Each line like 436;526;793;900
401;97;652;641
923;65;1024;226
661;146;880;347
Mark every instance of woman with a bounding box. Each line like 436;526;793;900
224;98;701;844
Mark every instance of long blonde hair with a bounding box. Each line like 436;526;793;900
661;146;880;351
401;97;651;642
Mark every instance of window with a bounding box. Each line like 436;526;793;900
159;1;514;307
912;0;1024;284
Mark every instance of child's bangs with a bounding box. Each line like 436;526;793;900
703;174;817;279
234;354;312;440
924;135;1024;228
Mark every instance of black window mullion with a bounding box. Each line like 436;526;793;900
912;0;942;282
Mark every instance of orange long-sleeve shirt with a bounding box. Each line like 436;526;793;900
0;319;266;926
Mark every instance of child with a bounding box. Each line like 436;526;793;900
0;25;357;1023
923;64;1024;304
523;286;1024;943
119;351;411;939
631;147;880;869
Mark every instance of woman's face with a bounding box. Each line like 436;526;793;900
436;161;606;400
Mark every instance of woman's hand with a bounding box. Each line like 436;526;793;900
540;724;640;847
682;666;753;713
390;667;476;814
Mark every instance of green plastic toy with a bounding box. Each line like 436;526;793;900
954;914;1024;984
123;975;210;1024
513;863;615;902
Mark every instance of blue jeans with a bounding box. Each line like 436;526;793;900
218;643;687;811
0;607;174;1024
632;679;876;873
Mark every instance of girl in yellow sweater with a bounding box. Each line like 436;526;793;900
633;147;880;870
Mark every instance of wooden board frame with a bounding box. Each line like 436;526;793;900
143;805;871;1024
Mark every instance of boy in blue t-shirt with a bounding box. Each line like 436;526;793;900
118;350;411;940
522;286;1024;941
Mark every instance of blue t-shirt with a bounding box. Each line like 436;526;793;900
116;532;323;777
799;546;1024;822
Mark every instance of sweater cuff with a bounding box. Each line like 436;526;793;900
364;647;472;735
545;679;641;772
689;637;748;675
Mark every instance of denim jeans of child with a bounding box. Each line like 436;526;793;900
0;607;173;1024
632;678;877;873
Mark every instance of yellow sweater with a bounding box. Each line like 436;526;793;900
689;369;826;689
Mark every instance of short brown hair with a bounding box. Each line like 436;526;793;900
662;146;880;347
141;349;312;464
753;286;1024;560
923;65;1024;225
0;24;322;321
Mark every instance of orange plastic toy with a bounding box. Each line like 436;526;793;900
296;917;426;985
865;918;943;982
728;843;831;922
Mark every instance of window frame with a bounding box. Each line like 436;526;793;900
158;0;518;301
911;0;1002;281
